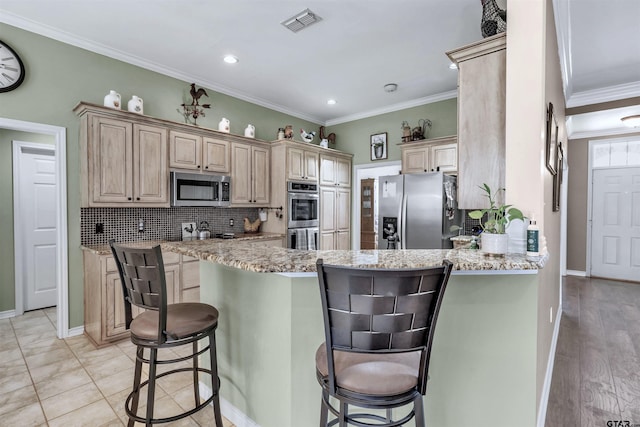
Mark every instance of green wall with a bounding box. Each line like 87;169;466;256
0;22;457;327
0;129;55;311
329;98;458;165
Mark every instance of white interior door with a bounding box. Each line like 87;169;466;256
590;167;640;281
15;143;58;310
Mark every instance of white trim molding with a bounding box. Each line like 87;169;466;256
566;270;587;277
537;304;562;427
0;310;17;320
199;383;260;427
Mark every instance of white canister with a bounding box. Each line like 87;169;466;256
127;95;143;114
103;90;121;110
244;124;255;138
218;118;230;133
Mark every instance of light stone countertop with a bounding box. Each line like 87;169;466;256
82;233;548;274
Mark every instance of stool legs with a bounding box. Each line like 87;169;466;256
128;346;144;427
145;348;159;426
413;395;425;427
209;331;224;427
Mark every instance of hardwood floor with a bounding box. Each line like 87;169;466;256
545;275;640;426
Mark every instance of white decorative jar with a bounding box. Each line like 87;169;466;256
244;124;255;138
480;233;509;256
103;90;121;110
127;95;143;114
218;118;230;133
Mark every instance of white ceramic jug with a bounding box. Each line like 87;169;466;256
103;90;121;110
244;124;255;138
127;95;143;114
218;118;230;133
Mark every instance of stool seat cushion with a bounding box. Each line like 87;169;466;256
315;343;421;396
131;303;218;341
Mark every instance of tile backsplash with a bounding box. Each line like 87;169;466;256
81;207;260;246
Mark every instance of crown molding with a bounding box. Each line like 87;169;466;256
1;11;324;124
566;81;640;109
552;0;573;106
568;125;640;140
325;90;458;126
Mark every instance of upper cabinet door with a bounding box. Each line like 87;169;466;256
431;143;458;172
402;146;429;173
169;130;202;171
231;142;252;204
320;154;336;186
90;116;133;203
202;137;230;173
133;124;168;204
252;146;270;205
336;157;351;187
287;147;305;181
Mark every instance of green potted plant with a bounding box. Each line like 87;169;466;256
468;184;523;255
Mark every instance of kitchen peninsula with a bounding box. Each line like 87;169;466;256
161;238;548;427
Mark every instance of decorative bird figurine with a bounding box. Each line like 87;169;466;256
190;83;209;106
243;217;262;233
300;129;316;143
319;126;336;145
480;0;507;38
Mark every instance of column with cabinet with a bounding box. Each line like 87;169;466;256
447;33;506;209
319;152;352;250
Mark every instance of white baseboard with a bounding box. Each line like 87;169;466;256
67;326;84;337
566;270;586;277
199;382;260;427
0;310;16;320
537;304;562;427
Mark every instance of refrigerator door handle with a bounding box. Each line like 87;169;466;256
401;194;408;249
396;194;403;249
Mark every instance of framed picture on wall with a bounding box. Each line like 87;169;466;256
552;141;563;212
546;102;558;175
370;132;388;161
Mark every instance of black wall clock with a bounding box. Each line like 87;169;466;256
0;40;26;93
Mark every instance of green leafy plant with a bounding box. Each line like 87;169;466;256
468;184;523;234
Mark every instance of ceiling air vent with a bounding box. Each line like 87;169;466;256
281;9;322;33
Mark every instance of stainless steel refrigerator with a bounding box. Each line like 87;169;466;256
378;172;460;249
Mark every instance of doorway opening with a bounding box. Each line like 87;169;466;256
1;118;68;339
352;161;401;249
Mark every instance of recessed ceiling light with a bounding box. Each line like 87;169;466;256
223;55;238;64
621;115;640;128
327;99;337;105
449;63;458;70
384;83;398;93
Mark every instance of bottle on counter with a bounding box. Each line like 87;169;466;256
526;218;539;257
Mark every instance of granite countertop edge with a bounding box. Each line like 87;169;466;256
83;236;547;274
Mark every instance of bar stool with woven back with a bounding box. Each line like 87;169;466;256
315;259;453;427
109;240;224;426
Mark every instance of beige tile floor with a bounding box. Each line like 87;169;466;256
0;308;234;427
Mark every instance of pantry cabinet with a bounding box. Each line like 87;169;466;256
401;135;457;174
320;153;351;187
319;186;351;250
169;131;230;174
83;249;200;347
231;141;270;205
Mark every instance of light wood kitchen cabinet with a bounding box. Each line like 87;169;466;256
83;250;198;347
231;141;270;206
287;146;318;182
401;136;457;174
80;113;168;207
320;186;351;250
320;153;351;187
447;33;506;209
169;130;230;174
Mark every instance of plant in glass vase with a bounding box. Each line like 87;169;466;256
468;184;523;255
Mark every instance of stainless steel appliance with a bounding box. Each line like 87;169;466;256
287;181;319;228
378;172;460;249
171;172;231;207
288;227;319;250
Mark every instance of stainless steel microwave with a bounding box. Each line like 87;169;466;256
171;172;231;207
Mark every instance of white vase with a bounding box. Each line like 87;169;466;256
244;124;255;138
480;233;509;256
127;95;143;114
103;90;121;110
218;118;230;133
